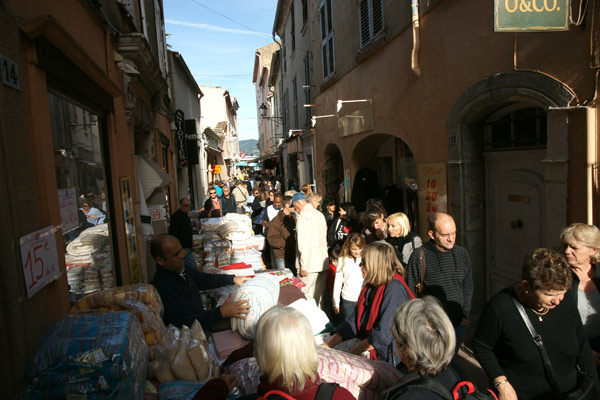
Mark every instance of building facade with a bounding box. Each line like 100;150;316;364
269;0;600;331
0;0;175;394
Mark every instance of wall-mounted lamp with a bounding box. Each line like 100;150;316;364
311;114;336;128
259;103;283;125
336;99;371;113
289;129;304;136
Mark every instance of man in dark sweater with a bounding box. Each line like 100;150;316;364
169;198;197;268
150;234;250;330
406;212;473;350
219;185;237;215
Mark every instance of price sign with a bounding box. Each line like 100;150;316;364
417;163;448;239
20;226;61;299
148;205;167;222
58;188;79;233
213;165;222;174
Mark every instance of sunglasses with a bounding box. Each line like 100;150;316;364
209;192;216;194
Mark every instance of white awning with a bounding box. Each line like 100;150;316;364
134;155;174;200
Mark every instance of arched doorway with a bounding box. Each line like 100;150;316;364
323;144;344;204
447;71;575;314
350;134;418;229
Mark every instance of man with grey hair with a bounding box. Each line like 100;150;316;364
405;212;473;351
292;192;329;307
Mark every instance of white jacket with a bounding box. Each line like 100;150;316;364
295;204;328;274
332;257;364;307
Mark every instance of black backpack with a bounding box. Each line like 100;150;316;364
245;382;339;400
390;376;499;400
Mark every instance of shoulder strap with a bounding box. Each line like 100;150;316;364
315;382;339;400
261;390;297;400
394;376;453;400
512;297;562;394
419;247;426;286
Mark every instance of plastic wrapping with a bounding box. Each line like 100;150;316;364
171;327;197;381
200;217;225;233
231;274;280;339
21;311;149;399
69;284;167;360
227;346;403;400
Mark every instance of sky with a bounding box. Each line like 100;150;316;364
163;0;279;141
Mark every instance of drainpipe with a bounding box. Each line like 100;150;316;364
587;107;596;224
411;0;421;77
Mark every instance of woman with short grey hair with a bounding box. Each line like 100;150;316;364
384;297;459;399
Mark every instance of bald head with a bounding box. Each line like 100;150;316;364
151;234;186;272
428;212;456;252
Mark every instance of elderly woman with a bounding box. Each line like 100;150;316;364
384;297;458;399
323;241;415;364
562;223;600;366
385;212;422;265
472;248;598;400
194;306;356;400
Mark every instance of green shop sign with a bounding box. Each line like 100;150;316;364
495;0;569;32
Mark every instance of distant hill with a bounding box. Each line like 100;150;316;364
239;139;260;157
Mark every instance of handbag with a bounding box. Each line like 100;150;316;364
415;247;427;296
513;297;600;400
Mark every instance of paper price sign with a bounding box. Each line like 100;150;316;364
58;188;78;232
20;226;61;299
148;205;167;221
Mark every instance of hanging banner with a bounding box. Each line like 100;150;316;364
175;109;188;167
120;177;140;283
417;163;448;240
494;0;569;32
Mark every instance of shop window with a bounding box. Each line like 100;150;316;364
49;90;116;299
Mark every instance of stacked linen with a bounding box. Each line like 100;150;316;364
203;240;231;269
230;236;266;271
21;311;148;399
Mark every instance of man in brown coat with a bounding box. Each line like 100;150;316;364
267;196;296;275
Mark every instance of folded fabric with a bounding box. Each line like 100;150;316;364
288;298;331;335
212;330;252;360
230;274;280;339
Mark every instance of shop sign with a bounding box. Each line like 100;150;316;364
58;188;79;233
20;226;61;299
174;110;188;167
494;0;569;31
417;163;448;240
120;177;140;283
213;165;222;174
148;205;167;222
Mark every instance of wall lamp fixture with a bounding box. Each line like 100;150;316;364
336;99;371;112
311;114;336;127
259;103;284;125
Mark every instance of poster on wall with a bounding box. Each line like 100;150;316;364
58;187;78;233
20;226;61;299
120;177;140;283
417;163;448;240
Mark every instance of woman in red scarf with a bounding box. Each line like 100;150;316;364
323;241;415;365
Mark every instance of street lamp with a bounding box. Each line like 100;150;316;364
259;103;283;124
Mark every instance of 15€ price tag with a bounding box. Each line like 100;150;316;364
20;226;61;299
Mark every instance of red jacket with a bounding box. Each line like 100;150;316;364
255;375;356;400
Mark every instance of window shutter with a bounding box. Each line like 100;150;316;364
359;0;370;48
372;0;384;37
327;37;335;76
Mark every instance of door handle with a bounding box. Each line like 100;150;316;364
510;220;523;229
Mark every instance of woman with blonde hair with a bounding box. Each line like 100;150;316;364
385;212;422;265
384;297;458;399
561;223;600;366
323;241;415;364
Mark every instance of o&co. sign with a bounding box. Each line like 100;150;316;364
495;0;569;32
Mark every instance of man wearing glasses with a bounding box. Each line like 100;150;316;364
169;198;198;269
202;187;222;217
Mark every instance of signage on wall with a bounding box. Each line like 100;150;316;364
417;163;448;240
148;205;167;222
174;110;188;168
120;177;140;283
0;53;21;90
58;188;79;233
20;226;61;299
213;165;222;174
494;0;569;31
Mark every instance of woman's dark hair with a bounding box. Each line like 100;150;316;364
324;196;337;207
339;202;357;220
522;248;572;291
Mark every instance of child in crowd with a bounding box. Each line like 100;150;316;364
333;233;366;323
326;246;342;324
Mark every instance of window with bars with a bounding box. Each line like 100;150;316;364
319;0;335;80
359;0;384;48
484;107;547;151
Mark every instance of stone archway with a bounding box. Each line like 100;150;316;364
322;143;344;204
447;71;575;317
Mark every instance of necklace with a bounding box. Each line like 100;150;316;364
530;307;549;322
